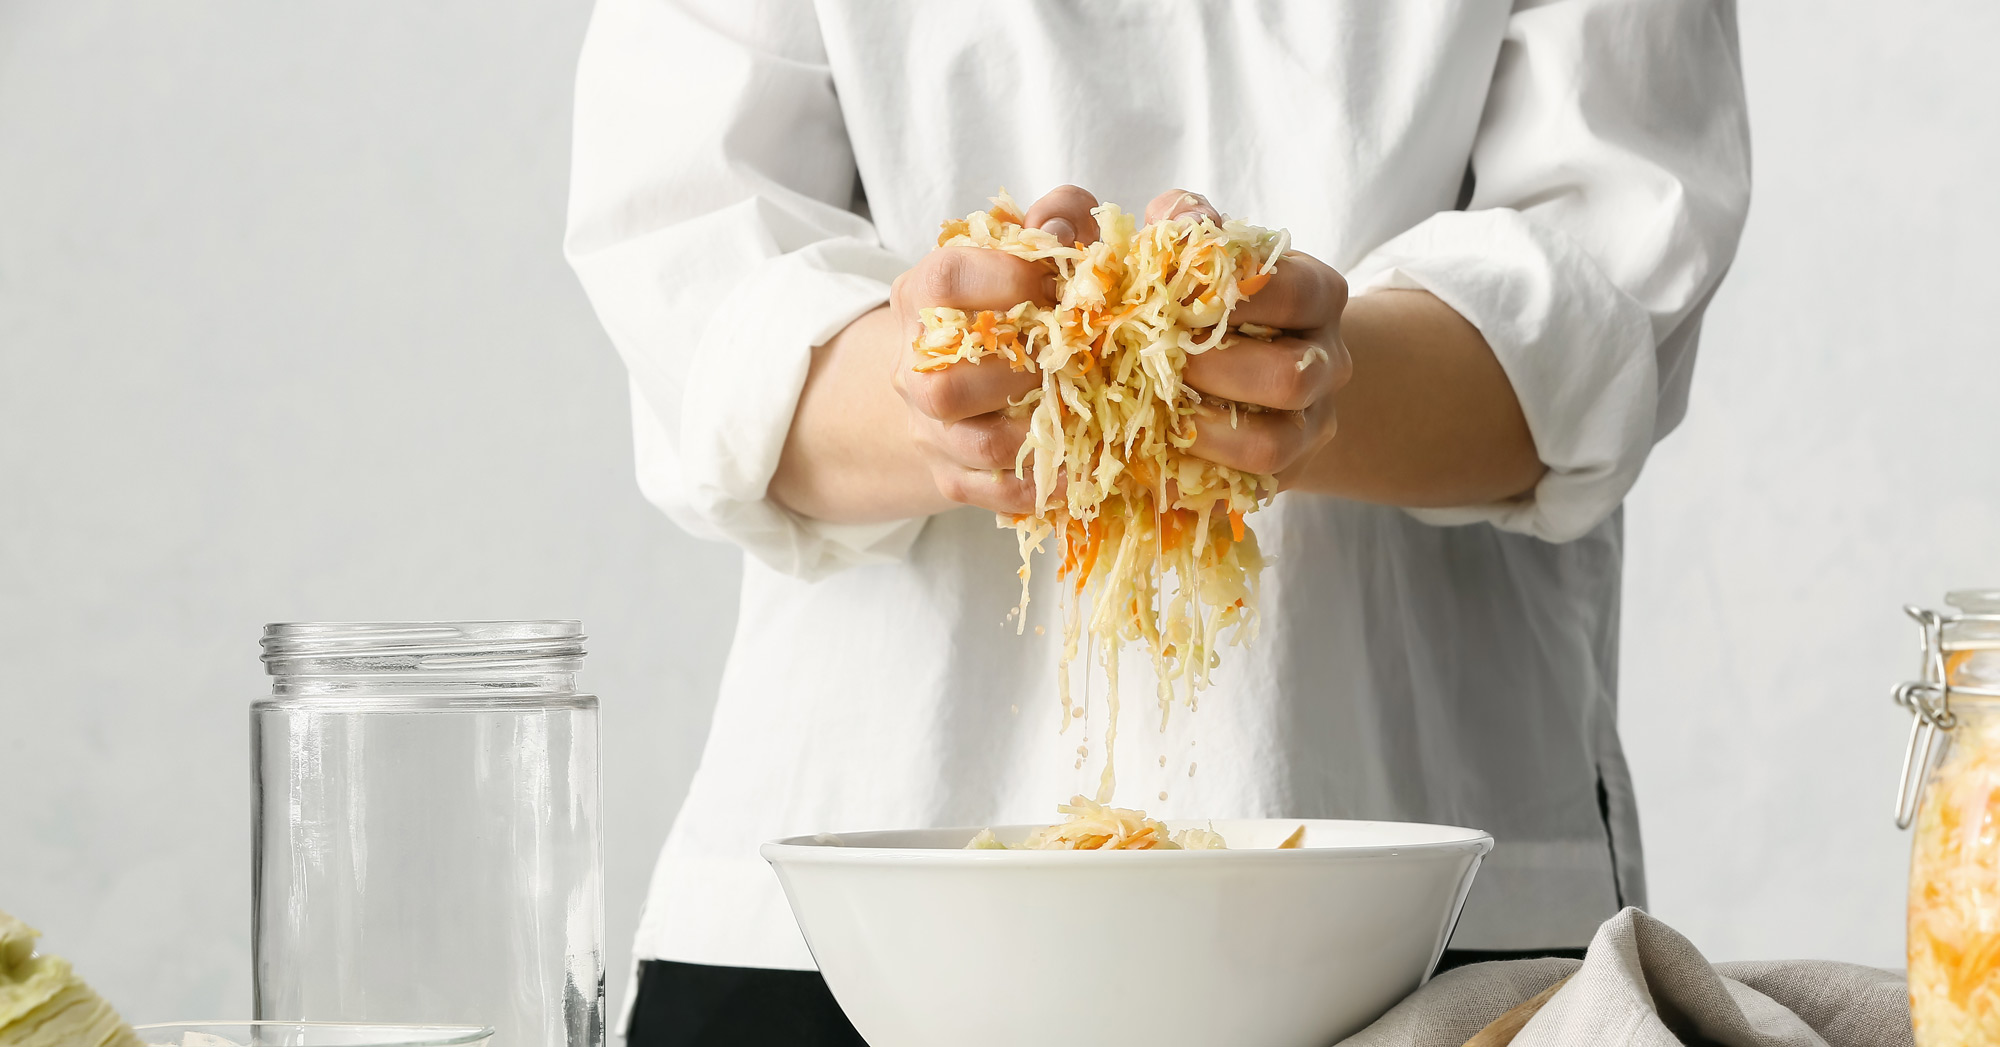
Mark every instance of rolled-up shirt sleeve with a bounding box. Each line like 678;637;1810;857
565;0;923;579
1346;0;1751;543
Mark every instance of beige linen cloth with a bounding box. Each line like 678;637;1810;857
1340;908;1912;1047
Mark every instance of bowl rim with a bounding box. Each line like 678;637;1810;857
131;1022;495;1046
762;817;1494;865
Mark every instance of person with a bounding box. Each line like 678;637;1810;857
565;2;1750;1044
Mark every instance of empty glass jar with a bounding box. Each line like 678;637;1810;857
252;622;603;1047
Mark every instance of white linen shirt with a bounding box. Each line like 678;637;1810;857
566;0;1750;969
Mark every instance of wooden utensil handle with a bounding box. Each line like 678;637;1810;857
1460;973;1573;1047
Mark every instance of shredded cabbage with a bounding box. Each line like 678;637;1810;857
0;908;143;1047
917;190;1289;802
964;796;1228;851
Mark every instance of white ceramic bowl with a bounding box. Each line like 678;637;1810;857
763;818;1492;1047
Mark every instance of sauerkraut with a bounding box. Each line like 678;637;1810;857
1910;685;2000;1045
964;796;1228;851
0;909;142;1047
917;191;1290;802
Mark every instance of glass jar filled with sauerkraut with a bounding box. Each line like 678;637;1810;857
1896;592;2000;1045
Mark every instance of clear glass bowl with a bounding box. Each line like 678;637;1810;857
133;1023;493;1046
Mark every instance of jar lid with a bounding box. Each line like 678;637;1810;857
260;621;585;676
1940;591;2000;652
1947;589;2000;613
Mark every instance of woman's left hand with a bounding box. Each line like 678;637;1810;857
1145;190;1355;488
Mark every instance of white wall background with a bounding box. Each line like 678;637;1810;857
1621;2;2000;965
0;0;736;1026
1;0;1992;1029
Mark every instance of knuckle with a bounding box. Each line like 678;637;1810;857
1322;265;1349;307
950;422;1008;469
1324;342;1355;388
997;482;1033;515
1307;403;1339;444
918;251;968;302
1238;426;1292;475
1264;382;1307;414
934;468;974;505
1270;355;1318;410
1231;350;1310;411
983;425;1022;469
1174;190;1216;219
905;371;960;420
1147;188;1194;221
902;373;939;416
1271;269;1308;318
1048;184;1097;208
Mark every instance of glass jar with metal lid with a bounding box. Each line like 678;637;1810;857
1895;592;2000;1045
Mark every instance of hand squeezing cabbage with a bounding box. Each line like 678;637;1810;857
915;191;1294;802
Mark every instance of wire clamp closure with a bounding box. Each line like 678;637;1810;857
1894;602;1991;828
1893;607;1959;829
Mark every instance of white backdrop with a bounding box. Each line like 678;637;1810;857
1;0;1992;1029
0;0;735;1026
1621;2;2000;963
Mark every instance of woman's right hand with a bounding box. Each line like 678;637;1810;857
889;185;1103;516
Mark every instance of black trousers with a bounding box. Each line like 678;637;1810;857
625;949;1587;1046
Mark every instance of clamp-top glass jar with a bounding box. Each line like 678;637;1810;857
1895;593;2000;1046
252;622;603;1047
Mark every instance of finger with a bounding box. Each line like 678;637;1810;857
907;247;1059;311
1023;185;1101;246
1187;401;1334;477
902;358;1040;422
1228;253;1348;331
933;464;1037;516
1145;188;1224;225
930;412;1030;471
1182;334;1351;412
